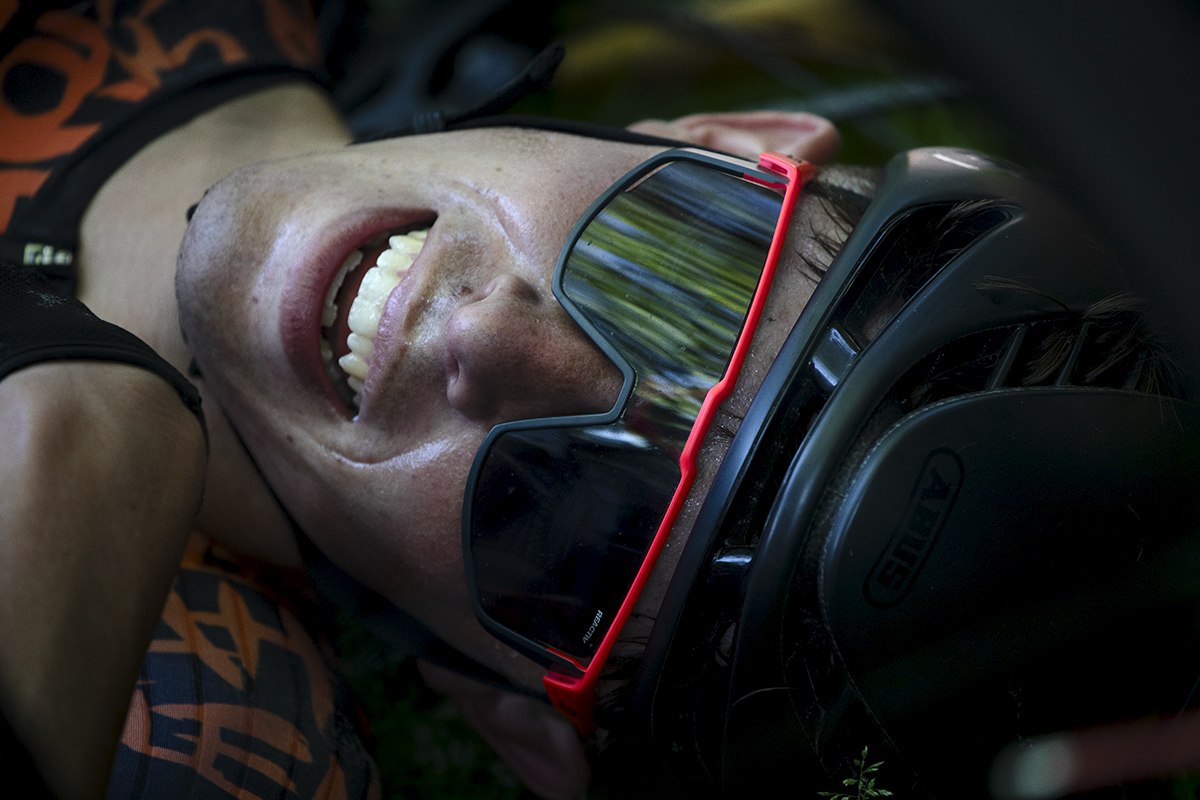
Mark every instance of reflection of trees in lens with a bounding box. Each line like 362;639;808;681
564;161;781;439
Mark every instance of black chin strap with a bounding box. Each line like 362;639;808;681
353;41;696;151
354;42;567;141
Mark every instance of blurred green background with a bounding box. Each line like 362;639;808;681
337;0;1025;165
329;1;1024;798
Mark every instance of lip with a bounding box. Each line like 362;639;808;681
280;207;433;417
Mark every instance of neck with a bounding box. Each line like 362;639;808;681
76;82;352;566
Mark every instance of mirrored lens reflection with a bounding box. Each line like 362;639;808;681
564;160;782;438
472;160;784;662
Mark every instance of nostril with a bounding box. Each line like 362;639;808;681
445;296;512;420
444;273;619;423
444;311;484;417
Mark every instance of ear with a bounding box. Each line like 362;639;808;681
628;110;841;163
418;661;590;800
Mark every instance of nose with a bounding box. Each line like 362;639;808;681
445;274;623;423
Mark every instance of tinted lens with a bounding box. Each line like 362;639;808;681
472;425;680;657
470;159;785;662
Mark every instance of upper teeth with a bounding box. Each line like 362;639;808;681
321;228;428;409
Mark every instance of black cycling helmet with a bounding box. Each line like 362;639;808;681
629;146;1200;798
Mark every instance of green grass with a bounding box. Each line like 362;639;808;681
333;614;542;800
819;747;892;800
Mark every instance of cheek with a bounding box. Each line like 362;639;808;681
266;431;481;609
371;449;472;583
234;407;549;691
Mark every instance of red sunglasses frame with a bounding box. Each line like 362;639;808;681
534;152;815;733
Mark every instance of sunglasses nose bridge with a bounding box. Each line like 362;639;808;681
445;276;623;423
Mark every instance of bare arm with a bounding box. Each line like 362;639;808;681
77;82;351;567
0;361;206;799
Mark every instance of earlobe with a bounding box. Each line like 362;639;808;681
418;661;590;800
628;110;841;163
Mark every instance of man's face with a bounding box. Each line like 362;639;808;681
178;128;674;685
176;126;849;690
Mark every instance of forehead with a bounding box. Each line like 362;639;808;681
624;164;879;643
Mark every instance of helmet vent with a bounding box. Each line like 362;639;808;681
718;202;1015;553
836;202;1013;349
900;310;1187;412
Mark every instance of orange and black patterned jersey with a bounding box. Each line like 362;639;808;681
107;533;380;800
0;0;331;295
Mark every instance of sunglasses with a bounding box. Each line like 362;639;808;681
463;148;813;732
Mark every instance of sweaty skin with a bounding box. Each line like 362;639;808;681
178;130;648;690
176;124;860;695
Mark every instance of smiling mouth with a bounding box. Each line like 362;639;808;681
320;226;431;411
